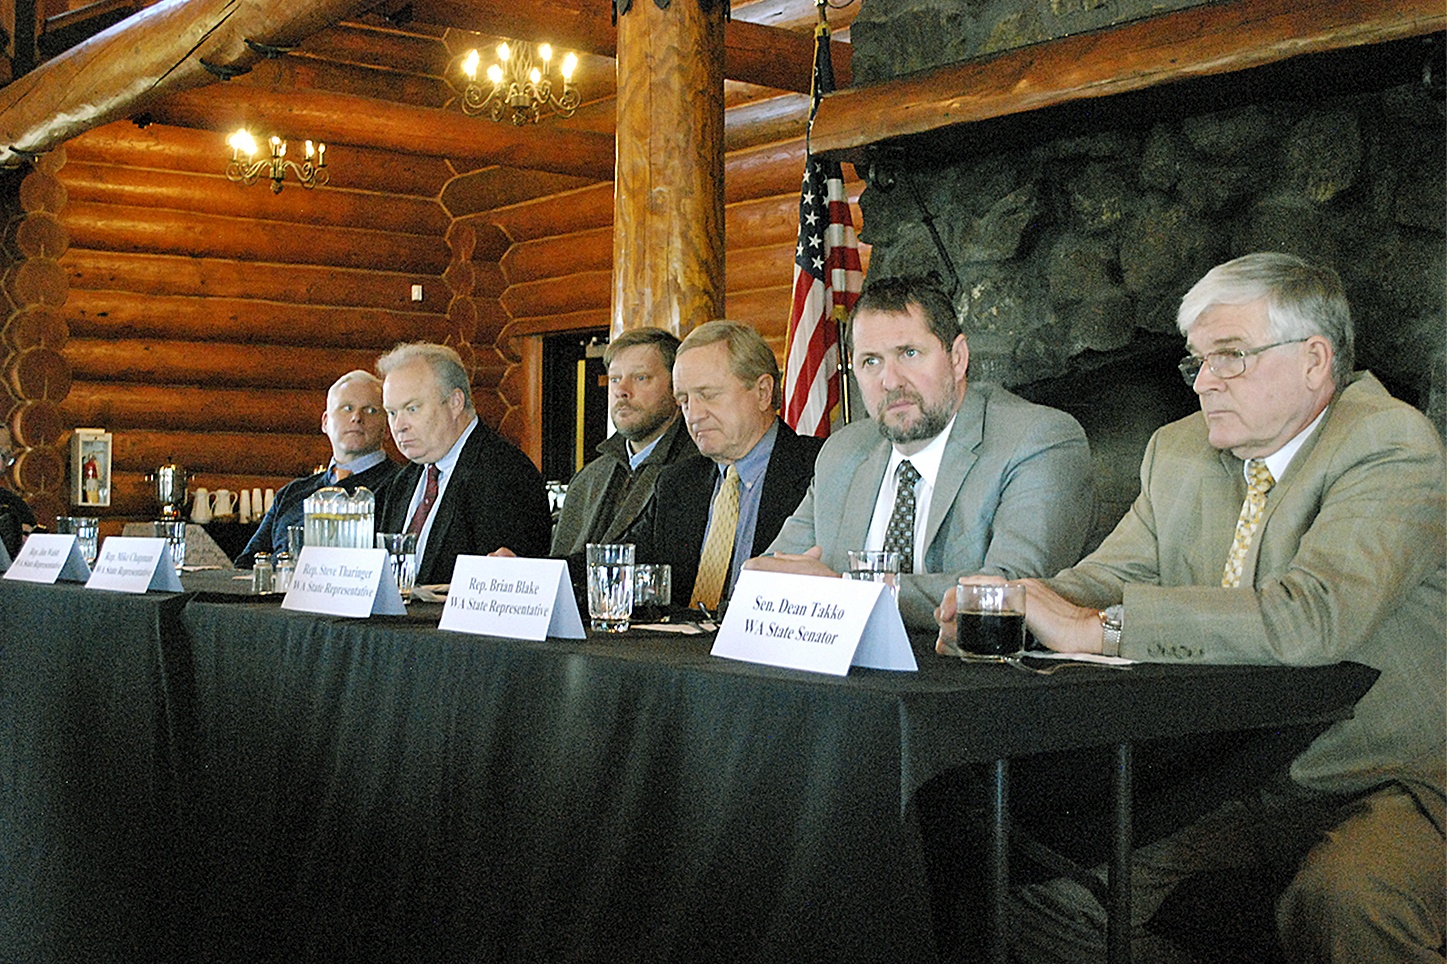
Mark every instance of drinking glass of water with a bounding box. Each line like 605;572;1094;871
586;543;635;633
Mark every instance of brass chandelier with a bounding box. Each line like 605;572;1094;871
459;41;580;125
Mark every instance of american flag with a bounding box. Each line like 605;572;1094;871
783;21;862;439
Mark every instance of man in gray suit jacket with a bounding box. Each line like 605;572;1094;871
940;253;1445;963
749;275;1094;630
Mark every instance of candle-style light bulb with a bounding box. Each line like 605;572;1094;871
539;44;553;63
561;52;578;82
270;135;284;158
486;63;503;85
529;67;541;86
497;42;511;62
304;140;315;159
317;142;326;165
461;49;479;80
228;128;256;157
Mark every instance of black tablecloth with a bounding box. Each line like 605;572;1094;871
1;578;1378;964
0;579;196;963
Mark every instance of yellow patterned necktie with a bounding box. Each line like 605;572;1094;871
1221;459;1275;588
692;464;740;610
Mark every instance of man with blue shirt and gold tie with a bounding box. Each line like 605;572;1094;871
634;321;822;614
238;370;399;568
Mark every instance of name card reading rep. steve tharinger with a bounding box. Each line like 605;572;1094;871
439;555;585;641
711;570;917;676
282;547;405;617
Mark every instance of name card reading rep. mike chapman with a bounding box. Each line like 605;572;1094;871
282;547;405;617
439;555;585;641
2;533;92;585
85;537;183;593
711;570;917;676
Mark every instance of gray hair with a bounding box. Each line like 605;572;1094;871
376;342;474;407
1177;253;1355;388
604;327;681;371
677;320;782;409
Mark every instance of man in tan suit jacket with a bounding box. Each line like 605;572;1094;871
940;253;1445;963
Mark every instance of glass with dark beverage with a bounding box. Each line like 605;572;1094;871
955;582;1026;660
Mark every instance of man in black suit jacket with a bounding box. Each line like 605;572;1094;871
238;370;400;568
633;321;823;612
377;342;551;585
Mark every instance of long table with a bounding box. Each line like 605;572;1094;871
1;578;1378;963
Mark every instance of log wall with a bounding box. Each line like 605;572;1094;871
4;74;871;526
48;121;455;523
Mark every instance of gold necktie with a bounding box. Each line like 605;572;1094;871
1221;459;1275;588
692;464;740;610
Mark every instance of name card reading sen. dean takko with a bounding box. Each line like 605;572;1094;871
282;547;405;617
711;570;916;676
439;555;585;641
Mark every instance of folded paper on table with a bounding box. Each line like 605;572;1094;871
3;533;92;584
711;570;917;676
86;537;184;593
282;546;405;617
439;555;585;640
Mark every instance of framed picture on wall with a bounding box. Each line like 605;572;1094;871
70;428;112;508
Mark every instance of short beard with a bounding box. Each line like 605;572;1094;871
615;404;674;443
873;389;955;446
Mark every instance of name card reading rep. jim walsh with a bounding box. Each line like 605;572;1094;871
439;555;585;641
85;537;183;593
282;547;405;617
711;570;917;676
2;533;92;584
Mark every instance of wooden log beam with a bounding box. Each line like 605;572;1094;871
63;381;331;433
60;248;450;313
808;0;1447;163
64;200;451;273
0;0;377;167
440;165;596;220
405;0;850;93
65;289;452;347
147;83;617;180
64;338;381;389
60;160;452;234
114;429;331;477
66;120;454;197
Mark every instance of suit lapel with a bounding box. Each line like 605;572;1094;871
839;438;890;553
922;392;984;553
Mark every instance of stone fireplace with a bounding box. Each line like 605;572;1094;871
846;0;1445;531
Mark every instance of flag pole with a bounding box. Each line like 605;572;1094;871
816;0;851;426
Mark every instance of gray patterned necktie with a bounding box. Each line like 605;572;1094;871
883;460;920;574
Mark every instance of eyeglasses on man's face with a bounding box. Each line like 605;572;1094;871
1177;338;1309;386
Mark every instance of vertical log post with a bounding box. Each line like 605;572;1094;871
611;0;727;338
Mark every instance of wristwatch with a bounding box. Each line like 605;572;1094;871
1097;605;1124;657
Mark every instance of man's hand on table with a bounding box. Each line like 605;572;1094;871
741;545;839;579
934;575;1104;656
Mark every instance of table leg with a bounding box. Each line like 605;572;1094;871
1107;741;1133;964
986;757;1009;964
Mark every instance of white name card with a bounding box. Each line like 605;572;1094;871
282;547;405;617
439;555;585;640
2;533;91;584
711;570;917;676
85;537;184;593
